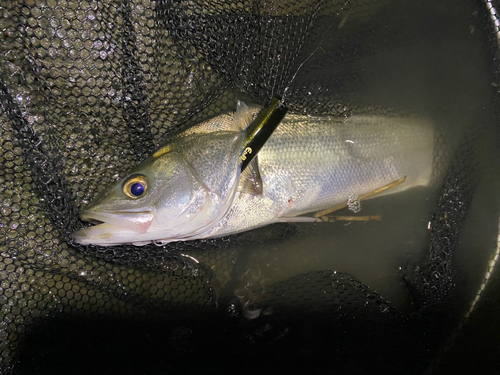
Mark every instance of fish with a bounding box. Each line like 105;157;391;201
73;101;434;246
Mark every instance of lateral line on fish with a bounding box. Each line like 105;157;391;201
314;176;407;218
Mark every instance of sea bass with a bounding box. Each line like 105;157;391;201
73;101;434;246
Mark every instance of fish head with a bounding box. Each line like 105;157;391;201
73;148;228;246
73;101;261;247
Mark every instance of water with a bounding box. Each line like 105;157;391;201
183;0;499;319
196;187;435;311
12;0;500;374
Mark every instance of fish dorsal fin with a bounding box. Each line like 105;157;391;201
234;101;254;131
238;157;263;195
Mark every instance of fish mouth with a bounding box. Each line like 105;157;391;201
73;210;155;246
80;210;154;234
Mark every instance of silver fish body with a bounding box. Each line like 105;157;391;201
74;102;434;246
204;112;434;238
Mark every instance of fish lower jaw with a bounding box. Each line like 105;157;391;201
80;210;154;234
73;223;179;246
73;223;126;246
73;222;148;246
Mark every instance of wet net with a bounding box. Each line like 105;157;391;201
1;0;500;374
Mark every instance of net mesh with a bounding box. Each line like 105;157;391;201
0;0;499;373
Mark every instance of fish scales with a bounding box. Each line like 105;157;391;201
202;113;433;238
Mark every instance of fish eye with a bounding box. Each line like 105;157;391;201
123;175;148;199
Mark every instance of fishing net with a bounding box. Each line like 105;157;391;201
1;0;499;373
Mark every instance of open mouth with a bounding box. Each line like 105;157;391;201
80;210;154;234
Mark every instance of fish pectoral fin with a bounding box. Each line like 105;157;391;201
238;157;263;195
234;101;253;131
